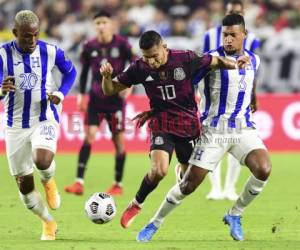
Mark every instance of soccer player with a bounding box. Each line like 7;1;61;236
0;10;76;240
64;11;134;196
100;30;249;229
136;14;271;242
203;0;261;201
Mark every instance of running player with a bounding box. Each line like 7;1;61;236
100;30;249;229
64;11;134;196
137;14;271;242
0;10;76;240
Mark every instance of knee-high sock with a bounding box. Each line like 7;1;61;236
19;190;53;221
135;175;159;204
39;161;56;182
224;154;241;192
208;162;222;192
229;174;267;216
76;142;91;181
151;183;186;227
115;152;126;183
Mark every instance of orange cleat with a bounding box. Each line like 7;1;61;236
106;184;123;196
120;202;141;228
64;182;84;195
42;178;61;210
41;219;57;240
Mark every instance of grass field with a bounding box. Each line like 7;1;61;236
0;153;299;250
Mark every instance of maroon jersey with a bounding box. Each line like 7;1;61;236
117;49;212;137
80;34;134;112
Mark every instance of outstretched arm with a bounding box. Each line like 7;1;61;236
100;62;128;96
210;55;249;69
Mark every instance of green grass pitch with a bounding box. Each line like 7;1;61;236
0;153;299;250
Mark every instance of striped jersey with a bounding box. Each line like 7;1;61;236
0;40;76;128
203;25;260;53
194;46;260;129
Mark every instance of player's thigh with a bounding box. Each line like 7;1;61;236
188;129;228;171
174;136;198;165
84;105;102;128
31;120;59;154
105;108;125;134
5;128;34;177
229;129;267;165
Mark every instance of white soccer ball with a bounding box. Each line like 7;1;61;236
84;192;117;224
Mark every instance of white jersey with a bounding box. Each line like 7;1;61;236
195;47;260;129
203;25;260;53
0;40;75;128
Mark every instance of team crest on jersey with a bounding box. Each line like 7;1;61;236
91;50;98;57
154;136;164;145
159;71;168;81
174;67;186;81
110;47;120;58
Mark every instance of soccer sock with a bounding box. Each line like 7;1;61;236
151;183;186;227
135;175;159;204
229;174;267;216
19;190;53;221
76;142;91;180
39;160;56;182
224;154;241;192
115;152;126;184
208;162;222;192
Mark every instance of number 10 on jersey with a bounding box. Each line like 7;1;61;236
157;85;176;100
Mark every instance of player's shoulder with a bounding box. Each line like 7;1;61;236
244;49;260;67
0;41;14;53
169;49;196;61
37;40;63;54
246;31;259;41
82;37;98;49
114;34;129;44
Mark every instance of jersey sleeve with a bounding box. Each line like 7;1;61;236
250;38;261;53
203;31;210;53
0;54;3;86
189;51;212;76
116;62;140;87
80;41;90;65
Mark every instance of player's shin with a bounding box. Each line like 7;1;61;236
38;160;56;182
229;174;267;216
115;152;126;183
135;174;159;204
76;142;92;181
151;183;186;227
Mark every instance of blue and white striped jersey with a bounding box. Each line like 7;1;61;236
194;47;260;129
0;40;76;128
203;25;260;53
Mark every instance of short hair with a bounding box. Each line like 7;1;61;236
93;10;111;19
222;13;245;28
139;30;162;50
227;0;243;8
14;10;39;26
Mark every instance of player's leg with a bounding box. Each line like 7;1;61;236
224;129;271;241
121;133;174;228
223;153;241;201
206;161;223;200
65;106;100;195
31;121;60;210
106;110;126;195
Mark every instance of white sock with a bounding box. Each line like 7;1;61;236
76;178;84;184
224;154;241;193
39;161;56;182
151;184;186;227
208;162;222;192
229;174;267;216
19;190;53;221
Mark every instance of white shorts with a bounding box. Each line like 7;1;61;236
188;127;267;171
5;120;59;177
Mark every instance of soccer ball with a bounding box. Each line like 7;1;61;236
84;192;117;224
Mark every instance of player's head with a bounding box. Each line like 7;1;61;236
226;0;244;16
139;30;168;69
93;10;113;38
13;10;40;54
222;14;246;55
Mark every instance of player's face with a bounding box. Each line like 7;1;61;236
94;16;113;37
226;3;244;15
222;25;246;55
141;42;168;69
13;23;39;54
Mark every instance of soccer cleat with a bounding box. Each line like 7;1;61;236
174;164;183;183
136;222;158;242
41;219;57;240
206;189;224;200
106;183;123;196
223;189;239;201
64;181;84;195
223;213;244;241
120;202;141;228
42;178;61;209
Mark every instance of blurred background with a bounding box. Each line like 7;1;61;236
1;0;300;93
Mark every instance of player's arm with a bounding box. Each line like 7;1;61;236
210;55;249;69
250;80;258;112
100;62;128;96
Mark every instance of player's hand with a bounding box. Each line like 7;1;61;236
132;110;153;128
77;94;87;112
100;62;113;79
47;93;61;105
236;55;250;69
1;76;16;95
